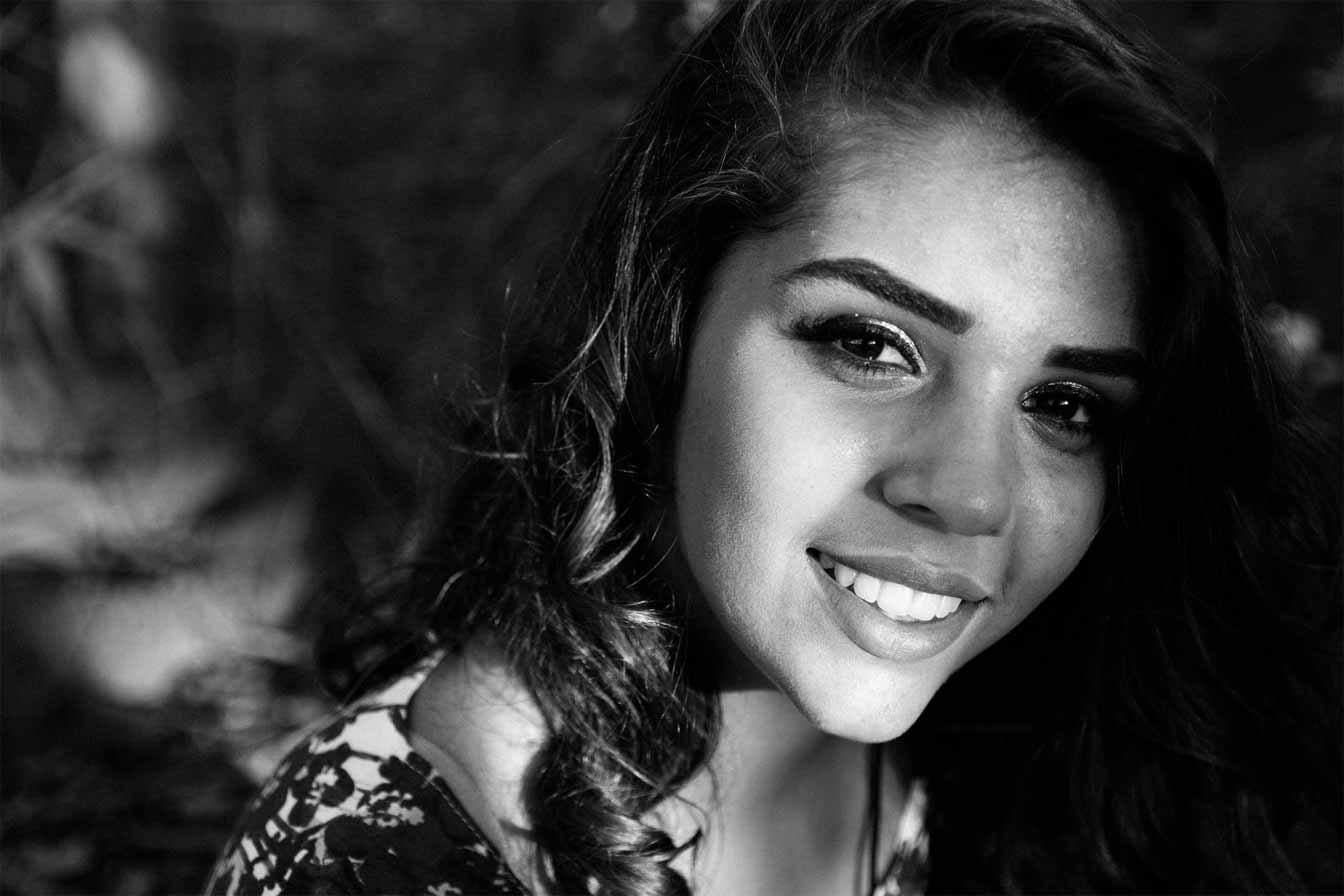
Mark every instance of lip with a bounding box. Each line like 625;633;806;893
808;553;981;662
810;549;993;602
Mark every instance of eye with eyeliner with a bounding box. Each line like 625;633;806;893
791;314;924;378
791;313;1128;453
1020;380;1117;452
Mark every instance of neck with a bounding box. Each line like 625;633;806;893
688;685;860;810
655;684;881;896
412;641;900;895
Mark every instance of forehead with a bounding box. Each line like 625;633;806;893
780;113;1143;347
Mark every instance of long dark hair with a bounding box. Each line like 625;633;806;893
322;1;1340;892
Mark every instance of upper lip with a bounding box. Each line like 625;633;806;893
814;550;993;602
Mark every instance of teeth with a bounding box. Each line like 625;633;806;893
876;582;913;617
851;572;881;604
910;591;940;621
818;552;966;623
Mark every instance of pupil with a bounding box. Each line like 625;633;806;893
843;336;883;359
1038;394;1078;419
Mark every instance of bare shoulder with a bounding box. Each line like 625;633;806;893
408;642;547;882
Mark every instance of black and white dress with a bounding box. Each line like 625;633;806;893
206;657;928;896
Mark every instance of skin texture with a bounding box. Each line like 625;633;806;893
671;113;1143;743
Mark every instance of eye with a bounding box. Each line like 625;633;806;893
1023;390;1092;426
837;333;908;366
793;315;923;377
1021;382;1112;450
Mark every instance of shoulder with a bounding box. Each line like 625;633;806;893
406;642;549;887
205;657;529;896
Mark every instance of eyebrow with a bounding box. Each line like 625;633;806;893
776;257;974;335
779;256;1145;380
1043;346;1147;381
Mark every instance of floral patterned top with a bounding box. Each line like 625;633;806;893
206;656;929;896
204;658;528;896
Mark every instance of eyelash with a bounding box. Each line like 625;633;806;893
1020;381;1114;452
793;315;924;376
794;315;1117;451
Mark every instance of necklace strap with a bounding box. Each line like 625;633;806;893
867;743;882;895
866;744;930;896
871;778;930;896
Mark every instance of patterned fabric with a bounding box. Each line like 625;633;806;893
206;656;930;896
204;658;527;896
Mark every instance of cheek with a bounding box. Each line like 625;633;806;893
672;331;845;587
1012;461;1107;606
676;359;789;561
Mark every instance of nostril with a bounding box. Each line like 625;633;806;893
898;502;940;523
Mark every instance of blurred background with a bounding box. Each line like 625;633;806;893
1;1;1339;893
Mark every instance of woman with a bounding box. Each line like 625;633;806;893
208;0;1340;893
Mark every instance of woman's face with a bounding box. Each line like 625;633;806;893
671;115;1143;742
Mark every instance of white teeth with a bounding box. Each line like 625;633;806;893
851;572;881;604
876;582;913;617
910;591;941;621
819;551;967;623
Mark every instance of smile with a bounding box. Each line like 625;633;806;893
814;551;966;623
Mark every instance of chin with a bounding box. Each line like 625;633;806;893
790;676;942;744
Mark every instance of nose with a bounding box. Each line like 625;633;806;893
877;398;1015;538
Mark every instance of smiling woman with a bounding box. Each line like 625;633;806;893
669;118;1140;740
206;1;1339;894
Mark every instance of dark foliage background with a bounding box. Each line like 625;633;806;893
1;2;1339;893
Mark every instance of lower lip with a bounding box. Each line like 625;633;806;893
809;556;980;663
